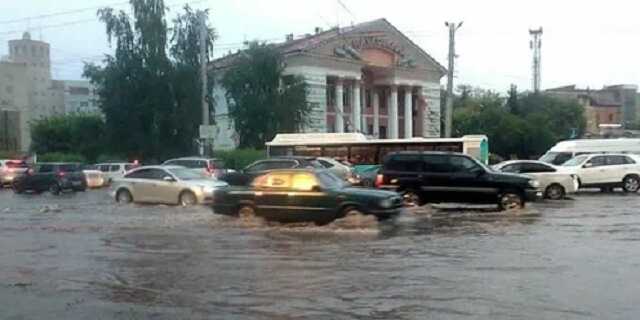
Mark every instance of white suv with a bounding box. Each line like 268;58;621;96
559;154;640;192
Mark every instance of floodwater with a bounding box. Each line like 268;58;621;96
1;189;639;319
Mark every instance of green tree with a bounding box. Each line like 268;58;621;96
453;85;585;159
30;114;106;162
221;42;311;148
84;0;216;161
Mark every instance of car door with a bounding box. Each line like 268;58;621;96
604;155;632;184
286;172;335;222
251;171;293;220
446;155;496;203
124;169;156;202
34;164;55;191
148;168;181;204
519;162;556;189
580;155;607;185
384;154;425;190
420;154;453;202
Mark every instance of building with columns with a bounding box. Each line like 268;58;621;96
211;19;446;150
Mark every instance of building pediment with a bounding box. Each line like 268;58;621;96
286;19;446;76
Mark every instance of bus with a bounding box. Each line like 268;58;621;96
266;133;489;165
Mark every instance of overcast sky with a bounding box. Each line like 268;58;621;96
1;0;639;93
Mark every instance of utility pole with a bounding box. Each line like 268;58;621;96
529;27;543;93
198;11;209;156
444;21;463;138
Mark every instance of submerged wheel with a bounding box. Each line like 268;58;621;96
179;191;197;207
116;189;133;204
237;205;256;217
623;175;640;193
545;184;566;200
498;191;524;211
401;189;422;207
49;183;61;195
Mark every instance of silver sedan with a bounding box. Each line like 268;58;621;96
112;166;228;206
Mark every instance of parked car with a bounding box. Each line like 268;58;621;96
558;153;640;192
112;166;228;206
212;169;403;225
82;165;106;188
493;160;579;200
162;157;228;178
12;162;87;194
0;159;29;187
316;157;358;183
353;165;381;188
96;162;139;184
219;156;324;186
376;152;541;210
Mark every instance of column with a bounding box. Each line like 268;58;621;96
404;87;413;138
335;78;344;133
373;88;380;138
352;80;361;132
389;85;399;139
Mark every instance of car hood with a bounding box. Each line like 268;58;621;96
340;186;398;199
180;179;228;188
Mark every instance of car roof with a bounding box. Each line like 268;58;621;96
270;156;317;160
37;162;81;165
96;162;134;165
129;165;183;171
387;151;465;156
497;160;550;165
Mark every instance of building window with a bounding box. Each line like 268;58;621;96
343;86;351;107
326;83;335;106
609;114;614;123
368;125;373;134
379;126;387;139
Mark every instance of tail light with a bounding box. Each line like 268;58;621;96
375;174;384;188
58;171;66;177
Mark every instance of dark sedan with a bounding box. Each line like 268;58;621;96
12;162;87;194
212;169;403;225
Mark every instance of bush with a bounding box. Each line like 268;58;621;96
213;149;265;170
96;154;128;164
38;152;87;163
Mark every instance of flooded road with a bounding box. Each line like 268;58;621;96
1;189;639;319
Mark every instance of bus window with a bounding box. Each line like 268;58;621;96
270;146;292;157
350;146;377;164
322;146;348;158
294;146;321;157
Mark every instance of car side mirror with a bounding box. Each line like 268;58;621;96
163;176;175;182
583;163;593;169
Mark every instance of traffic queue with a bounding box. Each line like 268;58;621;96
3;135;640;225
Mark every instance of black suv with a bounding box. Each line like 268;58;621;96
376;152;540;210
12;162;87;194
219;157;324;186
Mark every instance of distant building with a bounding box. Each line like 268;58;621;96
0;32;98;152
210;18;446;150
546;85;638;136
62;80;99;114
0;60;30;152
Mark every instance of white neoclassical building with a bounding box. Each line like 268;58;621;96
211;18;446;150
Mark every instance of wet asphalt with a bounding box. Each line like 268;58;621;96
1;188;639;319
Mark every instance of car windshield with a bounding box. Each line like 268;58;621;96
540;152;573;166
168;168;208;180
562;155;589;166
317;171;346;188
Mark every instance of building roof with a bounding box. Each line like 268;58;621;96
211;18;446;74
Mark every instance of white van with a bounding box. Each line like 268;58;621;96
540;139;640;165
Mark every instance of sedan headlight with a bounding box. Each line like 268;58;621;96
528;179;540;188
379;198;393;208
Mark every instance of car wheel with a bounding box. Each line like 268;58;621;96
498;191;524;211
622;175;640;193
237;205;256;218
49;183;61;196
179;191;197;207
401;189;422;207
116;189;133;204
545;184;565;200
342;206;364;217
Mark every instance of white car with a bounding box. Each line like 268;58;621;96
112;166;228;206
83;169;106;188
558;153;640;192
96;162;139;185
316;157;356;182
493;160;579;200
